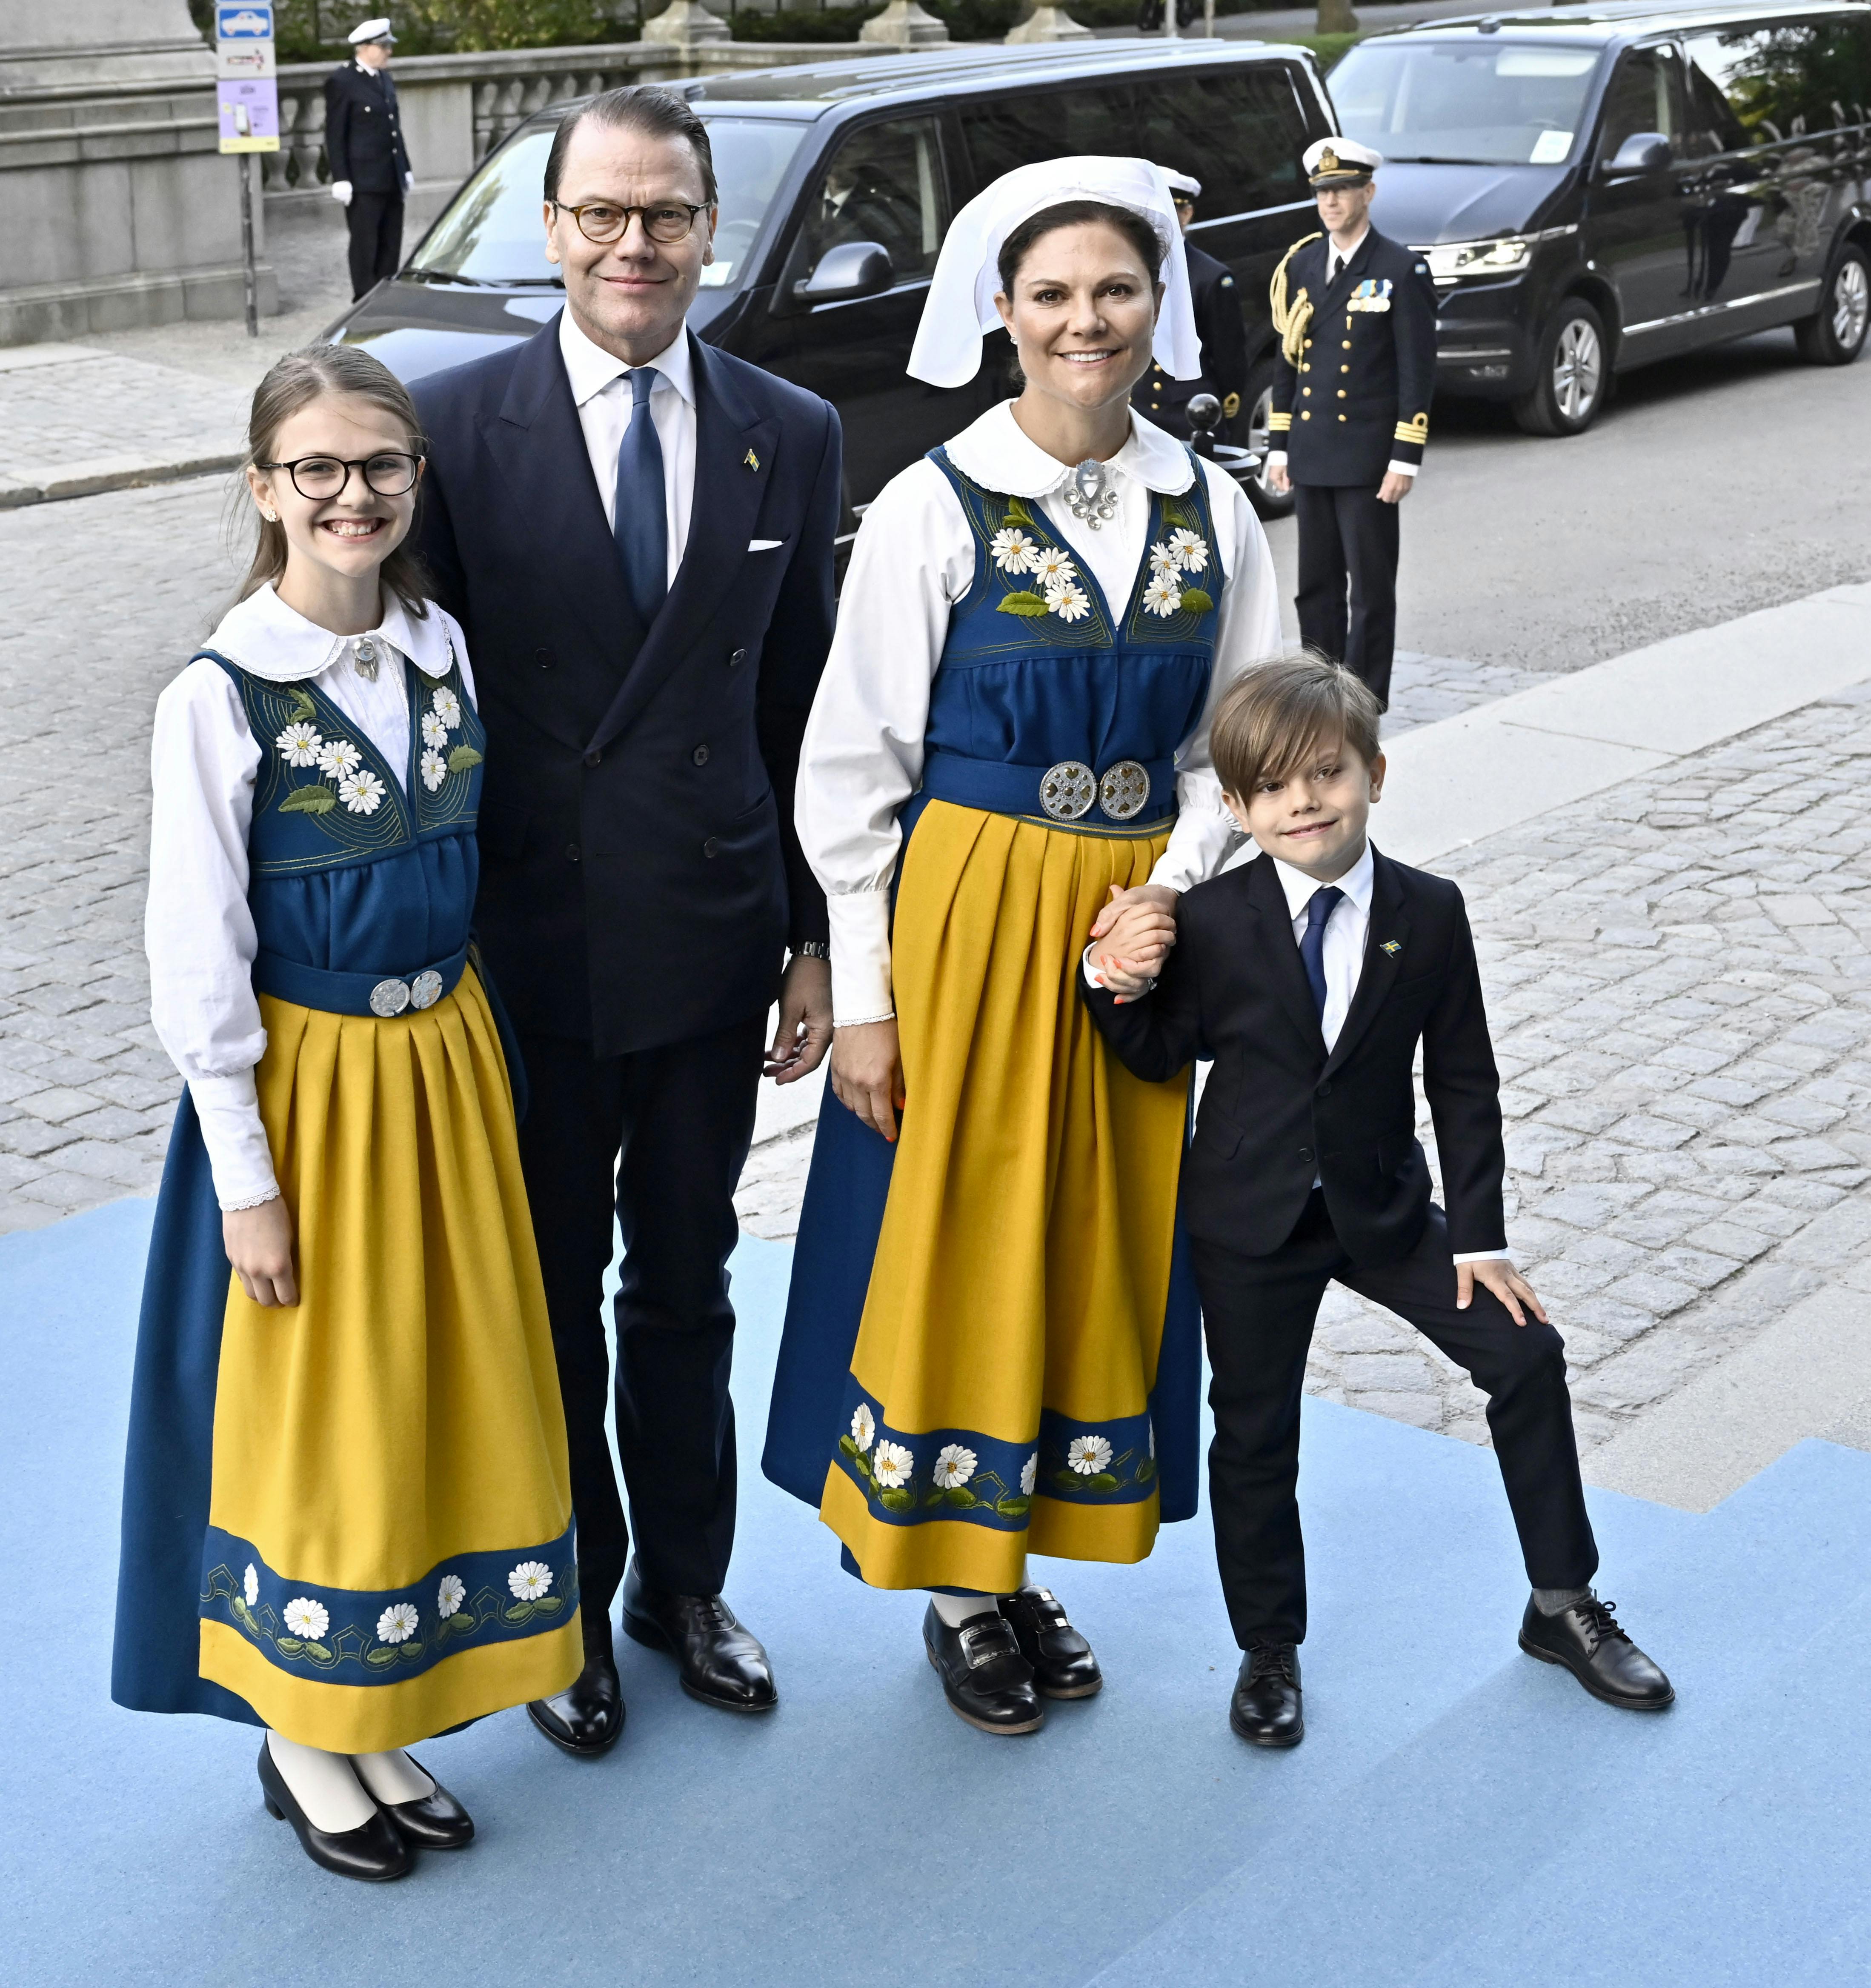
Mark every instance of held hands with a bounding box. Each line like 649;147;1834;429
1377;471;1414;505
330;179;354;207
1086;883;1180;1003
224;1197;298;1308
764;952;833;1084
1456;1257;1547;1327
831;1017;904;1143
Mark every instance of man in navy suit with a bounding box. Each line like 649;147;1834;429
413;86;840;1755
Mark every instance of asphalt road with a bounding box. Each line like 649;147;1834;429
1261;324;1871;673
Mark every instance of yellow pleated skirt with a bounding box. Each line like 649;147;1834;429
197;971;582;1751
820;800;1191;1592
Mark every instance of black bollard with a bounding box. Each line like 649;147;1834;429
1186;392;1222;460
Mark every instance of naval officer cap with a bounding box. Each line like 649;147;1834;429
1304;138;1381;187
907;155;1202;388
347;16;397;43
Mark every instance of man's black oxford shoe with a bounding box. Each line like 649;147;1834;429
257;1741;412;1882
999;1583;1102;1699
527;1649;626;1756
1519;1594;1674;1710
621;1562;777;1713
378;1756;474;1848
1230;1642;1304;1748
923;1603;1044;1735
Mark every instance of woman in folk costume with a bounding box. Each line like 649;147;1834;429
763;159;1282;1734
112;346;578;1880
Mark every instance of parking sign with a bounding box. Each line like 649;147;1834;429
217;3;278;152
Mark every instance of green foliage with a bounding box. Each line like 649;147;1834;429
280;785;338;814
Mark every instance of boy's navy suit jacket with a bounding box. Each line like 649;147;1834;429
1081;844;1508;1264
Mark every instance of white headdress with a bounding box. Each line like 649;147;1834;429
907;156;1202;389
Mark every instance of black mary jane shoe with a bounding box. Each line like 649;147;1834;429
923;1602;1044;1736
1519;1594;1675;1710
375;1755;474;1848
998;1583;1103;1700
621;1562;777;1714
1230;1642;1304;1749
528;1623;627;1757
257;1741;412;1882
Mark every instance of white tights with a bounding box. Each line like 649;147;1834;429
266;1731;434;1832
928;1560;1028;1628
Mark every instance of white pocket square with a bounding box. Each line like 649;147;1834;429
748;537;784;552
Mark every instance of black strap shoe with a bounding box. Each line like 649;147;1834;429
257;1740;412;1882
1519;1594;1674;1709
621;1562;777;1713
998;1584;1103;1699
375;1754;474;1848
1230;1642;1304;1748
923;1602;1044;1735
528;1648;626;1756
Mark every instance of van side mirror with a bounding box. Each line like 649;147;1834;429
793;240;893;306
1602;131;1672;175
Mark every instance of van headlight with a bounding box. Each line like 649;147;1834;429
1419;235;1536;285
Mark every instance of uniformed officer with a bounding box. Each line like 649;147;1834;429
1266;138;1436;710
325;19;413;302
1139;171;1251;446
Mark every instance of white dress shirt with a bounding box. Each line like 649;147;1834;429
146;583;473;1212
795;400;1284;1026
558;307;695;588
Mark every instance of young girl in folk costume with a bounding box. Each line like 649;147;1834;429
763;159;1282;1733
113;346;579;1879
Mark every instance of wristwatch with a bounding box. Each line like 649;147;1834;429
792;940;830;960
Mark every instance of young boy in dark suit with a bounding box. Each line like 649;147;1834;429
1081;655;1673;1746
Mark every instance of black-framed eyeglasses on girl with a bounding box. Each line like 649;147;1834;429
551;200;709;246
257;452;424;500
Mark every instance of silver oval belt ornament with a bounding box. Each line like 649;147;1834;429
369;977;412;1017
409;969;444;1011
1040;761;1096;821
1099;760;1151;822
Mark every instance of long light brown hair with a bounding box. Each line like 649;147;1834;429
238;344;432;617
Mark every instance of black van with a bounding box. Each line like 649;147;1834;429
1327;0;1871;434
324;41;1337;519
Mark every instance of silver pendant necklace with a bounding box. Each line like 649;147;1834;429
352;637;380;681
1065;457;1119;530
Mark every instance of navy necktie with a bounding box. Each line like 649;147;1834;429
1299;886;1344;1023
613;366;667;625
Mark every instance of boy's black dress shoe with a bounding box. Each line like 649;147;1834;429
998;1584;1103;1699
1519;1595;1674;1709
377;1756;475;1848
528;1615;626;1755
257;1741;412;1882
922;1603;1044;1734
1230;1642;1304;1748
621;1562;777;1712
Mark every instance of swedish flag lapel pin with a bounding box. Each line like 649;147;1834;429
1380;940;1402;956
744;449;760;471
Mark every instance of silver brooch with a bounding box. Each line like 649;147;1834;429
1065;458;1119;530
352;637;379;681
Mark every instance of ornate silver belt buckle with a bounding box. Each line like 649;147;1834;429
1039;760;1096;822
1099;760;1151;822
369;977;412;1017
409;969;444;1011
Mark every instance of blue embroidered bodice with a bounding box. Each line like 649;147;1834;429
204;647;485;1001
917;448;1224;824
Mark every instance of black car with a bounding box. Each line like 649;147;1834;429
1326;0;1871;434
323;40;1339;524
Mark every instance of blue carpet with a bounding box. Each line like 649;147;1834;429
2;1197;1866;1987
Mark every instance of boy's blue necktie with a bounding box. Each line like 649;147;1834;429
613;366;667;624
1299;885;1344;1022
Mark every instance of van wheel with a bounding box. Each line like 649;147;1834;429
1511;299;1608;436
1794;244;1870;365
1242;362;1295;520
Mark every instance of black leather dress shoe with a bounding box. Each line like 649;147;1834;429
377;1755;474;1848
621;1562;777;1713
923;1602;1044;1735
998;1584;1103;1699
257;1741;412;1882
528;1649;626;1756
1230;1642;1304;1748
1519;1594;1674;1709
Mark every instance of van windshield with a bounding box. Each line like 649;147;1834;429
408;116;806;286
1330;40;1602;167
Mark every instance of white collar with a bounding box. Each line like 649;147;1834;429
944;399;1194;500
558;309;695;411
1328;224;1373;269
1271;840;1375;921
206;582;451;684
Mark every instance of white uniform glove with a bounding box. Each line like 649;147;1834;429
330;180;353;207
403;171;414;194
